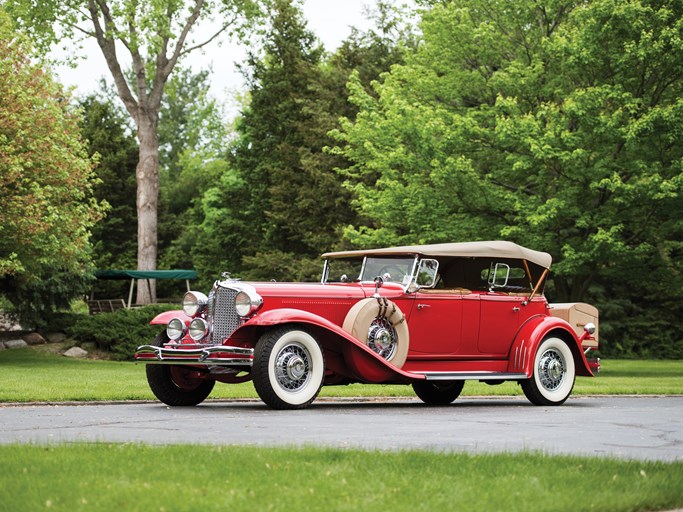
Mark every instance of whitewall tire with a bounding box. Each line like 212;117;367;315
252;326;325;410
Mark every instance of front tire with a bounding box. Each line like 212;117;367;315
413;381;464;405
252;326;325;410
521;336;575;406
146;332;215;406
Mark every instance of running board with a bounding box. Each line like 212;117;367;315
416;372;528;381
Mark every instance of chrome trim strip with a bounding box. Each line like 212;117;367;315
135;345;253;366
417;372;528;381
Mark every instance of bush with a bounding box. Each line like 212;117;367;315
67;305;176;360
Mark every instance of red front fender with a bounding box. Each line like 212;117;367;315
236;308;423;384
149;310;191;326
507;316;594;377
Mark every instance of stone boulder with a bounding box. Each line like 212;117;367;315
23;332;46;345
5;339;28;349
63;346;88;358
45;332;67;343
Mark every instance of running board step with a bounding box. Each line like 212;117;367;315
416;372;528;381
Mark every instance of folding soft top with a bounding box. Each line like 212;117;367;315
322;241;552;269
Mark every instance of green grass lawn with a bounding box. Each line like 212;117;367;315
1;349;682;512
0;444;681;512
0;348;681;402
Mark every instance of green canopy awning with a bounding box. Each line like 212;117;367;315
95;270;197;280
93;269;197;308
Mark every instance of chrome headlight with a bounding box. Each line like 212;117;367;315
166;317;186;341
189;318;209;341
235;290;263;317
183;291;208;317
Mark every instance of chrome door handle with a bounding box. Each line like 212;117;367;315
417;304;430;310
512;307;520;312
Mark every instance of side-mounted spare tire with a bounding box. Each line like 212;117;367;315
342;297;410;368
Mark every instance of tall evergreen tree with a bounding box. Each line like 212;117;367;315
231;0;353;280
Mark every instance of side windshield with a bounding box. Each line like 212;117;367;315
324;258;364;283
360;257;416;285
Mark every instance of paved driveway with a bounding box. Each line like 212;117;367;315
1;396;681;461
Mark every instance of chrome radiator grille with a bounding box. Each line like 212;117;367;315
209;285;240;344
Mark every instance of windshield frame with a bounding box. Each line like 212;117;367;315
322;255;420;290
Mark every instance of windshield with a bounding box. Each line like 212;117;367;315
324;257;364;283
360;257;416;285
323;256;417;285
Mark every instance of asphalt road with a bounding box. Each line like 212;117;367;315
1;396;681;461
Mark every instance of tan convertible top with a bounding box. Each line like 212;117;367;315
322;241;552;269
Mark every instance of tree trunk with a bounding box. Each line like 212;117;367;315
135;115;160;305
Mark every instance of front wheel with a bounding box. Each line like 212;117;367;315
412;380;465;405
521;336;575;406
146;332;215;406
252;326;325;410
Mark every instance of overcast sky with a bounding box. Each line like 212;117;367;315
53;0;385;108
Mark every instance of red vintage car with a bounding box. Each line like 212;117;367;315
135;241;600;409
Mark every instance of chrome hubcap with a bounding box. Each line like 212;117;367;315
538;349;565;391
367;318;398;360
275;343;311;391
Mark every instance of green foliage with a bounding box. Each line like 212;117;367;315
78;91;138;279
189;0;414;282
156;68;232;272
334;0;683;356
67;305;175;360
0;9;106;325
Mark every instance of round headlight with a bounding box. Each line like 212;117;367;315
234;290;262;317
235;291;252;317
183;291;208;317
189;318;209;341
166;317;186;341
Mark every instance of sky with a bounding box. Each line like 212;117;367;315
52;0;381;109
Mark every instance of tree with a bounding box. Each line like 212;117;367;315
4;0;266;303
204;0;415;282
0;9;106;323
78;90;139;298
335;0;683;355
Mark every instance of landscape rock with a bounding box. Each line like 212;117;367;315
5;339;28;349
63;346;88;358
23;332;47;345
0;342;5;350
46;332;67;343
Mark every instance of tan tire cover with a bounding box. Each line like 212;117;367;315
342;297;410;368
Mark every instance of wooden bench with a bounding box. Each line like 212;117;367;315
87;299;127;315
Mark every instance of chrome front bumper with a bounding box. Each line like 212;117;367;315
135;344;253;366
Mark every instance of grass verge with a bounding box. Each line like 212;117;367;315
0;444;682;512
0;348;681;402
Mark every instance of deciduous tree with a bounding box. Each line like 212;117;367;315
335;0;683;355
0;9;105;323
4;0;265;303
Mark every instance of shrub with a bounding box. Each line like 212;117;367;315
67;305;176;361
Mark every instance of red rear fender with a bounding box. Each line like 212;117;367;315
508;316;594;377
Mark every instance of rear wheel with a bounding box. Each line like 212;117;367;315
521;336;575;406
146;332;215;406
252;326;325;410
412;380;464;405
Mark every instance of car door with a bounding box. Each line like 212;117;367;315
476;293;523;356
407;290;464;356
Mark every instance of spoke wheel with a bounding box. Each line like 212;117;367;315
252;326;324;410
521;336;575;406
146;332;215;406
